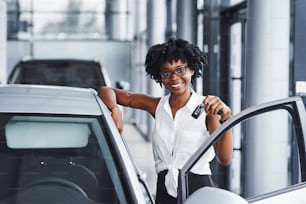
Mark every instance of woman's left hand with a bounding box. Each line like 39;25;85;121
203;95;233;165
203;95;231;121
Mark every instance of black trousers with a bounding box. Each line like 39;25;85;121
155;170;214;204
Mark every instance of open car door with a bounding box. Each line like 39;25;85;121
178;96;306;204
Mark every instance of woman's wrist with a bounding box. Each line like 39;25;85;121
219;111;231;124
219;117;229;124
109;105;119;112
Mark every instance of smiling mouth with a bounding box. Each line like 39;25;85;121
169;82;183;88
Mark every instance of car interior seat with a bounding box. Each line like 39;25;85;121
17;151;101;202
0;129;22;203
0;120;119;204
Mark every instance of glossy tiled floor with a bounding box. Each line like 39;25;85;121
122;123;157;196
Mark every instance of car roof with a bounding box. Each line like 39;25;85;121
0;84;104;115
17;58;101;65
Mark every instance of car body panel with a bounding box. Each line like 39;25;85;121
248;182;306;204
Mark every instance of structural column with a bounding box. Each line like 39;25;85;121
176;0;197;43
146;0;167;94
0;0;7;85
147;0;167;45
244;0;290;196
146;0;166;137
105;0;130;40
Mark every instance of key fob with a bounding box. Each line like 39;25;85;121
191;104;224;119
191;104;204;119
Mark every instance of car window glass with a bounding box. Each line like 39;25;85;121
0;114;130;204
5;116;90;148
186;109;300;200
91;117;129;204
12;61;106;90
230;109;297;198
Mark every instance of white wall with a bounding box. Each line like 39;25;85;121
7;41;31;75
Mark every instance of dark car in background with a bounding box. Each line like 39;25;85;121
7;58;112;90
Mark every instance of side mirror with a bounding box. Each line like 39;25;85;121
115;80;130;90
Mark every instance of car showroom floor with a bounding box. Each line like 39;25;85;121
122;123;157;196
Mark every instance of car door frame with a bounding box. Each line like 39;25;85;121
95;94;154;203
178;96;306;203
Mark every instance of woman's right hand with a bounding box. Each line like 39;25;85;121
111;106;123;135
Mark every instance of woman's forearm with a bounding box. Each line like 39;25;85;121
98;86;123;134
214;129;233;165
98;86;119;110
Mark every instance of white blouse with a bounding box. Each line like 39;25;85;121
152;91;215;197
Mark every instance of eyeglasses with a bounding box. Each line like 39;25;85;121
159;67;187;79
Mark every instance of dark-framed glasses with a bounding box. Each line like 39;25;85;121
159;67;187;79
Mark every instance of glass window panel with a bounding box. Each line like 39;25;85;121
7;0;109;40
185;108;298;199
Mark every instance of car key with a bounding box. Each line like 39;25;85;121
191;104;223;119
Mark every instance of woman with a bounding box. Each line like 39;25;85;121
98;38;233;204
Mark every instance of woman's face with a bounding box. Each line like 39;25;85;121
160;60;194;95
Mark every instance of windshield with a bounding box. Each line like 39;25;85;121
0;114;130;203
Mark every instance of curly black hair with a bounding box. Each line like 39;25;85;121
145;38;208;86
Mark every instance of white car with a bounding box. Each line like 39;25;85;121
0;84;152;204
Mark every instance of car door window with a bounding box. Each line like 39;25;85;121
234;109;297;197
179;97;306;203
